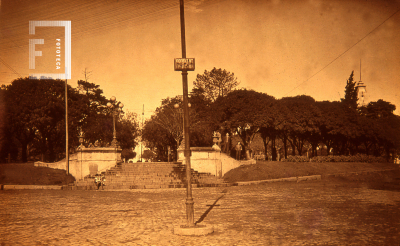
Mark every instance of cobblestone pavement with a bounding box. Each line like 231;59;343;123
1;180;399;245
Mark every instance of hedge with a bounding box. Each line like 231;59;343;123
281;154;387;163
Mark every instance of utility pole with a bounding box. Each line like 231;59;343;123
141;104;144;162
179;0;194;227
65;78;69;175
173;0;213;236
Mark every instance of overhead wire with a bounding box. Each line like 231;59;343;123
0;0;180;82
0;57;22;78
0;0;229;84
283;7;400;97
0;0;179;48
1;0;223;49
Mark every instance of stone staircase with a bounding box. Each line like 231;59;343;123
71;162;231;190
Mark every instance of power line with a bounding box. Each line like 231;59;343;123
0;1;178;49
283;8;400;97
0;57;22;78
0;0;225;50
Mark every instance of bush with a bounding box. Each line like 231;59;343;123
142;149;155;162
280;154;388;163
310;154;387;163
121;149;136;161
281;155;310;162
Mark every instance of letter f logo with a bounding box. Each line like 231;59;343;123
28;21;71;79
29;38;44;69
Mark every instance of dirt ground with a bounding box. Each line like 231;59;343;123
1;178;399;245
0;162;75;185
223;161;400;182
1;161;399;187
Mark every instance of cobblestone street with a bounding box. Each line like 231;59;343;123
1;180;399;245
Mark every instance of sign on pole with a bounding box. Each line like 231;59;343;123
174;58;195;71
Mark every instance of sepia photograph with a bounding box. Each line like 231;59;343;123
1;0;400;245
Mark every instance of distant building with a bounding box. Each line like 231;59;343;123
356;62;367;107
356;80;367;107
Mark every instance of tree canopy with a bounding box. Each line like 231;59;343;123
0;77;139;163
2;69;399;164
211;89;275;159
143;69;399;162
341;71;358;109
193;67;239;103
142;91;213;161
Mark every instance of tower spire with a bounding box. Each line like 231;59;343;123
356;59;367;107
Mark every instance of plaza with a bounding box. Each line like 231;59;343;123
1;178;399;245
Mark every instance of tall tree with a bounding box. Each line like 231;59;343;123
316;101;360;155
142;90;213;161
116;111;139;150
341;71;358;109
152;97;185;148
1;77;138;162
364;99;396;119
376;115;400;160
280;95;321;157
2;78;66;162
142;117;176;161
193;67;239;102
212;89;275;160
188;87;214;147
257;99;285;160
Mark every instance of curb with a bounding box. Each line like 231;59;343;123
322;168;399;178
2;169;397;190
2;185;62;190
173;224;214;236
233;168;399;186
235;175;321;186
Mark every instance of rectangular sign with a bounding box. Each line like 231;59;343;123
174;58;195;71
29;20;71;79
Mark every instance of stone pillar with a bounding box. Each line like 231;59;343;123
71;147;122;180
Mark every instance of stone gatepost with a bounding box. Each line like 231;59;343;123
71;147;122;180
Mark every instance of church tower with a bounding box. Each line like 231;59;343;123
356;61;367;107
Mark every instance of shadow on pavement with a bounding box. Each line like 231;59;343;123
195;189;228;225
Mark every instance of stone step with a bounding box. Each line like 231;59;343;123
72;162;230;190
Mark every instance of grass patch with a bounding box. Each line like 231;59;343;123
0;162;75;185
223;161;400;183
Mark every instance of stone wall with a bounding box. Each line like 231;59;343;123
178;145;255;178
35;147;121;180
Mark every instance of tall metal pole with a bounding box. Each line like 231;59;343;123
179;0;194;227
65;79;69;175
114;110;117;163
113;111;116;141
141;104;144;162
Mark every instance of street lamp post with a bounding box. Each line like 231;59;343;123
65;79;69;175
174;100;190;151
107;96;124;148
173;0;213;236
178;0;195;228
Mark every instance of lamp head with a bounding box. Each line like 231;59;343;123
110;96;116;102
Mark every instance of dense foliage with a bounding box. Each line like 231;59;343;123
193;67;239;102
309;154;387;163
142;92;213;161
0;78;139;163
143;68;400;163
4;69;397;164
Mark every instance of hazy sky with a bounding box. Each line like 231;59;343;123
1;0;400;118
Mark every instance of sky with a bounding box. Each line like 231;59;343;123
1;0;400;119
